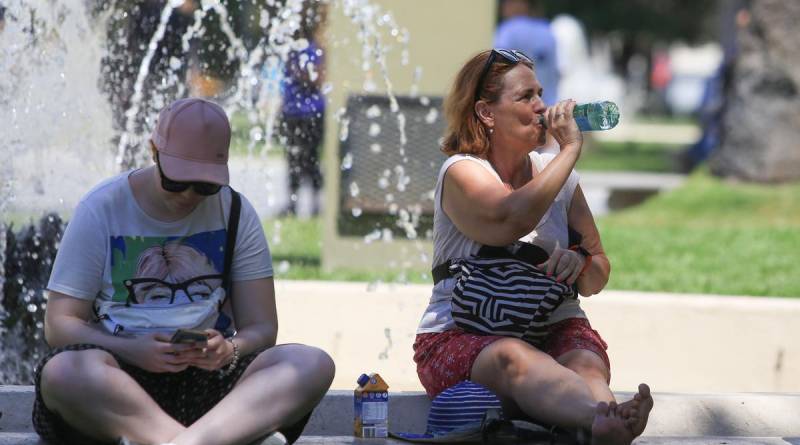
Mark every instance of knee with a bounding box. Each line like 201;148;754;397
282;345;335;389
490;339;541;383
302;346;336;387
561;352;610;383
40;350;117;403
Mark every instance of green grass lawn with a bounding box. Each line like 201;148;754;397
576;141;683;173
597;169;800;297
263;170;800;297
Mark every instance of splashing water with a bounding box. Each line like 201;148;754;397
0;0;423;383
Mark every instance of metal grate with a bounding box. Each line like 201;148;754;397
339;94;446;216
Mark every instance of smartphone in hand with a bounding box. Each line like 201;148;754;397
170;328;209;345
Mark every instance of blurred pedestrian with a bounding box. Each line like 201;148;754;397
494;0;559;106
278;2;326;216
0;4;7;34
678;5;745;172
494;0;560;152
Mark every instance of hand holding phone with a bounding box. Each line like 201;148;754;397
170;328;209;345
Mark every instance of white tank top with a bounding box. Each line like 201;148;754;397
417;152;586;334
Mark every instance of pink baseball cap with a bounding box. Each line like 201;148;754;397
151;98;231;185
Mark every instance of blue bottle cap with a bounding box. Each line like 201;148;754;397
357;373;370;387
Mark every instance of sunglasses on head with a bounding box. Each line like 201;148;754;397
474;49;533;102
156;153;222;196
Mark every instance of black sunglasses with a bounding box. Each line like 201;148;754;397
474;49;533;102
123;274;223;306
156;153;222;196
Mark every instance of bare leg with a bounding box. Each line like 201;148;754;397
559;349;653;436
472;339;590;429
557;349;614;403
471;338;634;444
171;344;335;445
40;349;185;444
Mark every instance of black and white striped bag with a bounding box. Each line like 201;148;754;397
449;257;575;345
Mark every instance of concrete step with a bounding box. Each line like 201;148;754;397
0;433;799;445
3;386;800;440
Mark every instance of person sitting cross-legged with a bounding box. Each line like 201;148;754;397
33;98;335;445
413;50;653;444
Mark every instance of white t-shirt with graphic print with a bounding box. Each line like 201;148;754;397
47;171;273;312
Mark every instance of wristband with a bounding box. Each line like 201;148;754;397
218;339;240;378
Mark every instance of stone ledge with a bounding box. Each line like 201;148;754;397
3;386;800;438
1;433;799;445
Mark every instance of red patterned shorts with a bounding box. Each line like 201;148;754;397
413;318;610;398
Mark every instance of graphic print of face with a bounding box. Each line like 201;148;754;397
127;242;222;306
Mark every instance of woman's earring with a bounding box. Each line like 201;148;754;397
489;127;494;134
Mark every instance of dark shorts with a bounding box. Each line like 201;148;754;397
413;318;610;398
32;343;309;445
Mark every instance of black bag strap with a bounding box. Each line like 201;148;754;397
222;187;241;301
568;225;583;249
431;242;550;285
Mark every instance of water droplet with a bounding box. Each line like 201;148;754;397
366;105;382;118
369;123;381;137
169;57;182;70
370;143;382;153
378;177;389;189
249;126;263;142
351;207;362;217
364;229;381;244
27;304;37;313
420;96;430;106
341;152;353;170
349;182;360;197
339;117;350;141
425;108;439;124
277;261;291;274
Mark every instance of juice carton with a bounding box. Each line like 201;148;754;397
354;372;389;438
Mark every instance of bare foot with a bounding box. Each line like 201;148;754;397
618;383;654;437
591;401;633;445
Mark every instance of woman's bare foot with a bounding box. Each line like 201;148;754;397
591;401;633;445
618;383;654;437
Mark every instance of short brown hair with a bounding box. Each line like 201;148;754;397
441;50;535;157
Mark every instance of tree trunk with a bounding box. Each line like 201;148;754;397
710;0;800;182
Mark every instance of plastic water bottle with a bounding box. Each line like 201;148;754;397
540;101;620;131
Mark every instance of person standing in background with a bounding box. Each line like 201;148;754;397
494;0;560;107
279;2;327;217
494;0;561;152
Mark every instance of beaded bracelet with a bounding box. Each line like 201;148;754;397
218;339;240;378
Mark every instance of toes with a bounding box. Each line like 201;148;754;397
596;401;609;416
639;383;651;399
608;401;619;417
